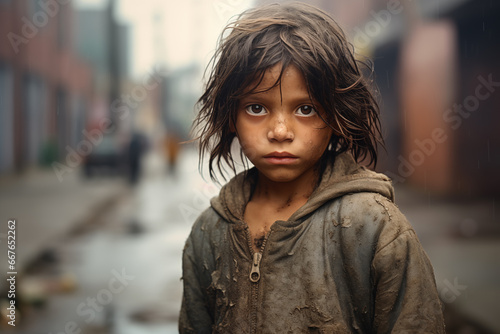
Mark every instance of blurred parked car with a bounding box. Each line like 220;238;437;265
83;134;127;178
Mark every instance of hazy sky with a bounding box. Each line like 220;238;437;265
76;0;253;78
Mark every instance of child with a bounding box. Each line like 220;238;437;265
180;3;445;333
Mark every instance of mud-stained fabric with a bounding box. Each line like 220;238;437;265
179;152;445;333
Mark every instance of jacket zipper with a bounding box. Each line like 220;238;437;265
244;226;271;334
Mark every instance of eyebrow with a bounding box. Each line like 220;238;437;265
239;92;319;106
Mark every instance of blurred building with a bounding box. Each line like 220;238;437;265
75;0;130;132
371;0;500;197
75;3;128;100
0;0;131;176
0;0;93;173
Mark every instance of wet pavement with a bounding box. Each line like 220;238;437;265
1;149;212;333
1;148;499;333
0;165;128;273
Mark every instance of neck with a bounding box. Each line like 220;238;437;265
252;168;319;206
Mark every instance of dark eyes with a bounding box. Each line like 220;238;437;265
244;104;317;117
296;105;317;117
245;104;267;115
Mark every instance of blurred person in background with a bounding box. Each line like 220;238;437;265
128;131;148;184
163;132;181;176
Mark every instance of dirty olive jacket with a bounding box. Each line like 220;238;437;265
179;153;445;333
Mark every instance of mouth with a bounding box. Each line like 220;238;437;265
263;152;298;164
264;151;297;158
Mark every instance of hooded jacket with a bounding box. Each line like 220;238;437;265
179;153;445;333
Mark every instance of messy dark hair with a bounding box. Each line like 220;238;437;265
193;2;384;182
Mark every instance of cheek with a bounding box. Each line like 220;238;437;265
309;141;328;158
237;135;259;161
308;142;330;162
307;129;332;153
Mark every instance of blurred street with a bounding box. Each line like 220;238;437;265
1;147;214;333
0;147;498;333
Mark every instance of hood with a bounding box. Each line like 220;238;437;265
210;152;394;224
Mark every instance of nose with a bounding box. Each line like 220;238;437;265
267;113;294;142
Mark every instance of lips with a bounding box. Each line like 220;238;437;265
264;151;297;158
263;152;298;164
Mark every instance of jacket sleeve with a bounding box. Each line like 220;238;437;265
371;226;445;334
179;225;214;334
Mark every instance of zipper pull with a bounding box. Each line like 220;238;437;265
249;252;262;283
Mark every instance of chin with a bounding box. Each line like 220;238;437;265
259;169;300;183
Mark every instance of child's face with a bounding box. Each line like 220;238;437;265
234;64;333;184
